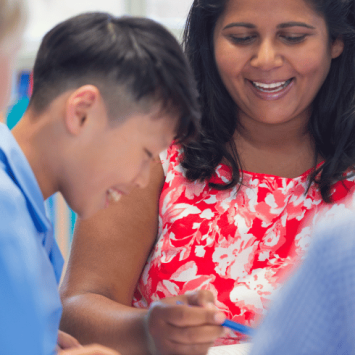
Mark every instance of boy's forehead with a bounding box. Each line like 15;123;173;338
125;109;177;142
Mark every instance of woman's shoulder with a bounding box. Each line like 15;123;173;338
160;143;184;177
328;169;355;202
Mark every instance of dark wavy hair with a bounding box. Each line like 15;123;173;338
181;0;355;202
29;13;200;144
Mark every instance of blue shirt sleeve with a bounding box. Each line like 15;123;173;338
0;178;61;355
250;212;355;355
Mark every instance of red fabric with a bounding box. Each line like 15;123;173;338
133;144;355;345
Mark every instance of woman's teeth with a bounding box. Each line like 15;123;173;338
252;79;292;92
108;188;122;203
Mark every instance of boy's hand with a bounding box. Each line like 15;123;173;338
57;330;82;350
57;331;120;355
58;344;120;355
144;290;226;355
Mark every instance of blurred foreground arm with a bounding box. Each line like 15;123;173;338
250;212;355;355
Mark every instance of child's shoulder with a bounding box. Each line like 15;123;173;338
0;166;25;201
0;168;33;232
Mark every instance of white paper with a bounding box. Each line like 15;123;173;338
208;343;252;355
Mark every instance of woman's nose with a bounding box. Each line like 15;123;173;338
250;39;283;70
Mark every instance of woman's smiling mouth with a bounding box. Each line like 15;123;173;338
251;79;293;92
247;78;295;100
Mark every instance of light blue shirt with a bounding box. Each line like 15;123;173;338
0;123;64;354
250;210;355;355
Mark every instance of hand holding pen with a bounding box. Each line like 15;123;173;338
176;301;253;336
144;290;228;355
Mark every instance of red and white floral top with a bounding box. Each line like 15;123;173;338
132;144;355;345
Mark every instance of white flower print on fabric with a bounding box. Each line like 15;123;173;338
133;144;355;345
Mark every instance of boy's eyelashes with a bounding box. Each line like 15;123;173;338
145;149;154;160
145;149;160;163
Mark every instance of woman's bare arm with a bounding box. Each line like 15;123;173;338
60;162;225;355
60;162;165;354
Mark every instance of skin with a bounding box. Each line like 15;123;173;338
59;344;119;355
214;0;343;177
57;330;82;350
12;85;175;219
60;0;344;354
60;162;226;355
11;85;179;355
0;14;120;355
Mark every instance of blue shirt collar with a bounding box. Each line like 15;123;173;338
0;123;52;234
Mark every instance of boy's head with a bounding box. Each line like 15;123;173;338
25;13;200;219
0;0;26;111
29;12;199;141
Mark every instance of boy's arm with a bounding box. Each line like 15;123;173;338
0;187;60;355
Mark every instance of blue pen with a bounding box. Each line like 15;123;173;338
176;301;253;336
221;319;253;336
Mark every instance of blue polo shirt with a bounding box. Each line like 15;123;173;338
0;123;64;354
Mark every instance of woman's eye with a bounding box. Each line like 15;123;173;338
229;35;256;44
281;34;307;44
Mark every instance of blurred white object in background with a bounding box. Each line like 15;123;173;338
18;0;125;70
147;0;192;32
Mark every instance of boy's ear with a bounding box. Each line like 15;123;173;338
64;85;100;135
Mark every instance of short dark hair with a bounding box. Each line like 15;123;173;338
29;12;200;143
181;0;355;202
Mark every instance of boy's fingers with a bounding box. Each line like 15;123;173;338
57;330;82;350
59;344;120;355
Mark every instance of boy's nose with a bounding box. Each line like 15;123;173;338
250;39;283;70
134;161;151;189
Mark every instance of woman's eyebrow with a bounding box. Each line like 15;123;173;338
277;22;316;29
223;22;256;30
223;21;316;30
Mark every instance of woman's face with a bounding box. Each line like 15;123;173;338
213;0;344;126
